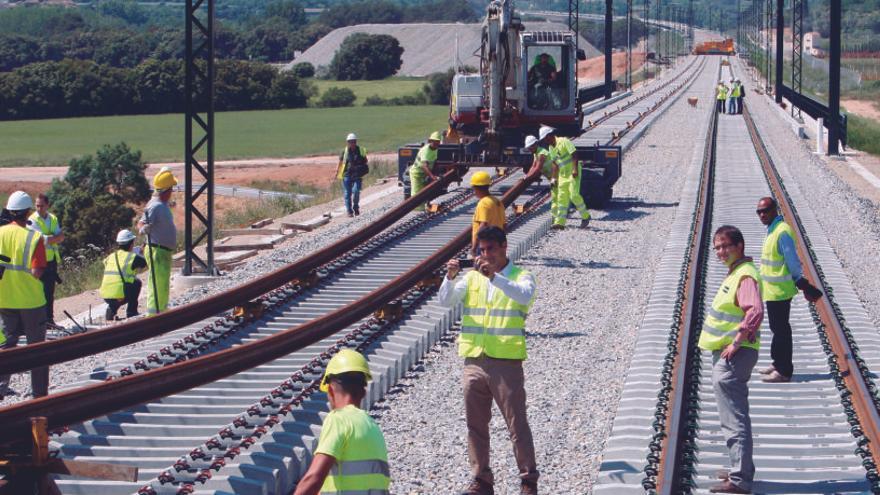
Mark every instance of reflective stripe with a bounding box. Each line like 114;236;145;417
330;460;390;477
321;490;389;495
103;271;120;276
701;323;739;339
760;258;785;268
2;230;40;271
707;307;743;323
762;274;792;283
461;325;525;337
462;307;526;318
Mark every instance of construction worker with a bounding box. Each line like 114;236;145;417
100;229;147;322
698;225;763;494
735;78;745;114
528;53;560;110
755;197;823;383
293;349;390;495
470;171;506;257
28;193;64;329
441;226;539;495
716;81;728;114
138;168;177;316
408;131;442;211
728;78;739;114
0;191;49;399
525;134;558;222
539;125;590;230
335;133;369;217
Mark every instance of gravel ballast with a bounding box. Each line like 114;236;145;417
372;60;720;494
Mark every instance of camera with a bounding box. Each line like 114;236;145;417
457;258;474;269
0;254;9;280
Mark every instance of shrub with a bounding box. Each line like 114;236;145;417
292;61;315;78
317;86;356;107
329;33;403;80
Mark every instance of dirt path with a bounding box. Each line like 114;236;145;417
842;99;880;122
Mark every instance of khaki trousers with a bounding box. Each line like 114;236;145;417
463;355;539;485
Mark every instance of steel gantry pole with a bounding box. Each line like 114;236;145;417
627;0;633;89
184;0;216;276
828;0;841;155
605;0;613;98
645;0;651;79
791;0;803;118
774;0;784;102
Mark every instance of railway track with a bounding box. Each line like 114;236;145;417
0;54;712;495
595;59;880;494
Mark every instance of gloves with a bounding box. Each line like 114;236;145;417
139;223;151;236
550;179;558;189
796;277;823;303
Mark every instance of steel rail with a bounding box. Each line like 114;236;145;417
0;171;459;376
655;105;718;494
0;169;540;446
742;104;880;450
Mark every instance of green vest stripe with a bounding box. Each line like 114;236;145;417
462;307;526;318
707;307;744;323
330;460;390;477
760;258;785;267
461;325;526;337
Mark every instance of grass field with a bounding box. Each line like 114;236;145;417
0;105;450;167
311;78;428;105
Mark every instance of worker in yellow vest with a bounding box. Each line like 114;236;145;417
755;197;822;383
525;134;559;225
138;168;178;316
728;78;740;114
470;171;506;257
539;125;591;229
294;349;390;495
408;131;442;211
28;193;64;329
698;225;763;494
716;81;728;114
0;191;49;399
441;226;539;495
335;133;369;217
100;229;147;322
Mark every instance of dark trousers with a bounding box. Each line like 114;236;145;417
40;260;58;322
0;307;48;397
737;96;744;114
716;99;726;114
767;299;793;377
104;278;142;320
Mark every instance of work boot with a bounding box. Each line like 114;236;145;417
762;371;791;383
104;309;117;322
520;479;538;495
347;212;354;218
759;364;776;375
579;218;590;229
462;478;494;495
551;224;564;230
354;209;360;216
709;480;750;493
716;469;730;480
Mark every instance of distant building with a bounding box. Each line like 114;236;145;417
804;32;827;57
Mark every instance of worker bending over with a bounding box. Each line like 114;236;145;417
441;226;539;495
0;191;49;399
409;131;442;211
138;168;178;315
293;349;390;495
525;134;558;226
470;171;505;257
100;229;147;321
539;125;590;229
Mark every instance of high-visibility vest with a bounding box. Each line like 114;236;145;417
319;405;390;495
761;220;799;301
409;144;437;182
29;212;61;264
458;265;534;360
99;250;137;300
338;145;368;179
552;137;577;178
536;147;555;178
0;224;46;310
698;260;761;352
717;86;728;100
731;84;741;98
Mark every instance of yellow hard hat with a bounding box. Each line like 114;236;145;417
153;169;178;191
428;131;442;142
319;349;372;392
470;171;491;187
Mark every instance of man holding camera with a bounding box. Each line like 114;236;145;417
441;226;539;495
0;191;49;399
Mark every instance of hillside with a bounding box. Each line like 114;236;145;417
285;22;601;77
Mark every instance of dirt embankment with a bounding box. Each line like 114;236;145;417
842;99;880;122
578;51;647;84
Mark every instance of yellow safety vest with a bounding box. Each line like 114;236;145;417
409;144;437;182
458;265;534;360
552;137;577;178
28;212;61;264
717;86;728;100
760;220;799;301
100;250;137;300
0;224;47;310
536;147;555;178
337;146;368;179
698;260;761;352
319;405;390;495
731;84;741;98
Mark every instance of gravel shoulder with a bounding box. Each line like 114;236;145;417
372;62;717;494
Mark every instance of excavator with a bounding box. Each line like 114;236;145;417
398;0;622;207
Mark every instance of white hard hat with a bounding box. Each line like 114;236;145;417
116;229;136;244
6;191;33;211
524;135;539;149
346;133;357;141
538;125;556;140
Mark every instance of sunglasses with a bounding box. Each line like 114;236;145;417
756;207;774;214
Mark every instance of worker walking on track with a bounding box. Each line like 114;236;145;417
138;168;178;316
441;226;539;495
716;81;728;114
470;171;506;257
28;193;64;330
335;133;369;217
525;135;558;222
755;197;823;383
539;125;590;230
0;191;49;399
409;131;442;211
698;225;763;494
293;349;390;495
100;229;147;322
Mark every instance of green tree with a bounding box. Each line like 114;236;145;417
270;71;315;108
422;69;456;105
292;61;315;78
317;86;356;107
330;33;404;80
48;143;151;253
